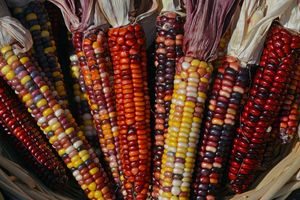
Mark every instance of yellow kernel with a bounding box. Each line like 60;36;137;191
78;150;89;157
65;127;75;135
81;184;88;190
58;149;65;156
185;101;195;108
82;154;90;162
89;167;99;175
94;191;102;199
162;192;172;198
91;104;98;110
36;99;47;108
51;122;61;131
193;117;201;123
1;45;12;54
41;30;50;37
200;77;208;83
44;47;55;53
22;93;31;102
67;162;73;169
30;25;41;31
191;59;200;66
1;65;10;74
43;108;53;117
71;155;80;163
88;182;96;191
198;92;207;98
181;186;190;192
20;75;31;85
5;71;15;80
199;61;208;68
44;126;51;133
49;135;57;144
40;85;49;93
26;13;37;20
88;191;95;199
182;117;192;124
7;55;18;65
74;160;83;168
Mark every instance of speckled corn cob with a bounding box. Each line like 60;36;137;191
69;54;101;157
73;30;122;191
158;57;213;199
192;56;250;200
12;1;68;107
0;45;115;200
152;12;184;199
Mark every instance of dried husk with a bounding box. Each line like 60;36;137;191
0;0;32;53
227;0;295;66
183;0;238;62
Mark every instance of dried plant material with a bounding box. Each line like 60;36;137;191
280;0;300;33
0;0;32;53
98;0;131;28
228;0;295;66
184;0;238;61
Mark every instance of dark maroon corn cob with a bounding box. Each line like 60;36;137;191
0;77;67;187
228;24;300;193
192;56;250;200
152;12;184;199
278;55;300;143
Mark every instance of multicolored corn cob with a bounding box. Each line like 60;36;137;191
69;54;101;157
192;56;250;199
12;1;68;107
72;30;122;190
228;24;300;193
0;77;67;187
152;12;184;199
158;57;213;199
0;45;115;200
107;24;151;199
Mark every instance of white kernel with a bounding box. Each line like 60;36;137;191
182;62;190;70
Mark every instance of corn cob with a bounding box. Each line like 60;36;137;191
152;12;184;199
12;1;68;107
261;121;281;169
278;55;300;143
72;30;122;191
45;1;64;45
0;78;67;186
192;56;250;199
158;0;237;198
108;24;151;199
158;57;213;199
0;46;115;200
228;24;300;193
69;54;101;157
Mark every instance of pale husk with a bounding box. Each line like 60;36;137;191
0;0;33;53
227;0;295;66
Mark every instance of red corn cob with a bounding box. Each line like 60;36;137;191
0;77;67;187
152;12;184;199
192;56;251;200
228;24;300;193
278;55;300;143
108;24;151;200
